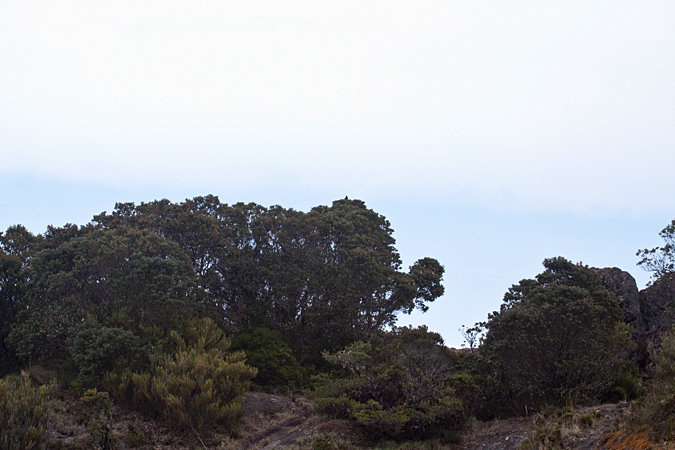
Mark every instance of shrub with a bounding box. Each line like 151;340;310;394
123;426;147;448
477;258;634;417
630;328;675;440
79;389;115;450
605;360;642;402
0;372;54;450
229;326;307;389
105;318;257;434
69;318;144;390
313;327;466;442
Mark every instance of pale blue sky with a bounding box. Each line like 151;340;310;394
2;2;675;346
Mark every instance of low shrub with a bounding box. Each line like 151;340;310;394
630;328;675;440
123;425;147;448
80;389;115;450
0;372;54;450
313;327;466;442
230;327;307;389
605;360;643;402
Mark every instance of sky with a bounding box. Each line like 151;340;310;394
2;2;675;346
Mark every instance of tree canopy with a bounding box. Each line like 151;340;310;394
7;226;203;383
92;196;445;365
1;197;444;383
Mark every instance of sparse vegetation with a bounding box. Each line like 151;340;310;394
629;328;675;441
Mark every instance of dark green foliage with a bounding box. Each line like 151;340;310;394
477;257;634;417
123;426;147;448
7;226;202;383
0;226;42;375
94;197;445;365
605;360;642;402
313;327;465;442
79;389;115;450
104;318;257;434
0;372;54;450
230;327;307;389
69;318;144;390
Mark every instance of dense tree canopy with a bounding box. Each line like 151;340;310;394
0;226;42;375
477;257;633;416
7;226;203;383
93;196;445;364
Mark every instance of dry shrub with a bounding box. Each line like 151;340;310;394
0;372;54;450
105;318;257;434
630;329;675;442
599;429;671;449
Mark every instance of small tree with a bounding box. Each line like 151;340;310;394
477;257;634;417
637;219;675;281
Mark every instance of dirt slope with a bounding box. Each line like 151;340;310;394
43;391;645;450
237;394;633;450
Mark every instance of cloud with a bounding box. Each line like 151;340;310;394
2;1;675;215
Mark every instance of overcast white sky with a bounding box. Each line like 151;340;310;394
2;2;675;346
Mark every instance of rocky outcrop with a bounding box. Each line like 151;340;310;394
592;268;644;337
593;268;675;366
638;273;675;344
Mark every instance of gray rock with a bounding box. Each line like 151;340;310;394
592;267;644;336
639;273;675;342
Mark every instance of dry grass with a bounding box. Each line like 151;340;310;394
597;429;674;449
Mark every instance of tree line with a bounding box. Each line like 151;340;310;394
2;197;675;447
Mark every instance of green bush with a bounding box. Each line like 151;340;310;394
0;372;54;450
123;426;147;448
105;318;257;434
230;327;307;389
69;317;144;390
606;360;642;402
313;327;466;442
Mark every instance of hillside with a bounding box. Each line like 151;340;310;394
43;392;644;450
5;202;675;450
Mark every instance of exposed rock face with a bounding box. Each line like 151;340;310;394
638;273;675;342
593;268;675;367
592;268;644;337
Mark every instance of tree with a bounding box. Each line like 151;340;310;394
93;197;445;366
477;257;634;416
7;226;203;383
637;218;675;280
0;226;42;375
